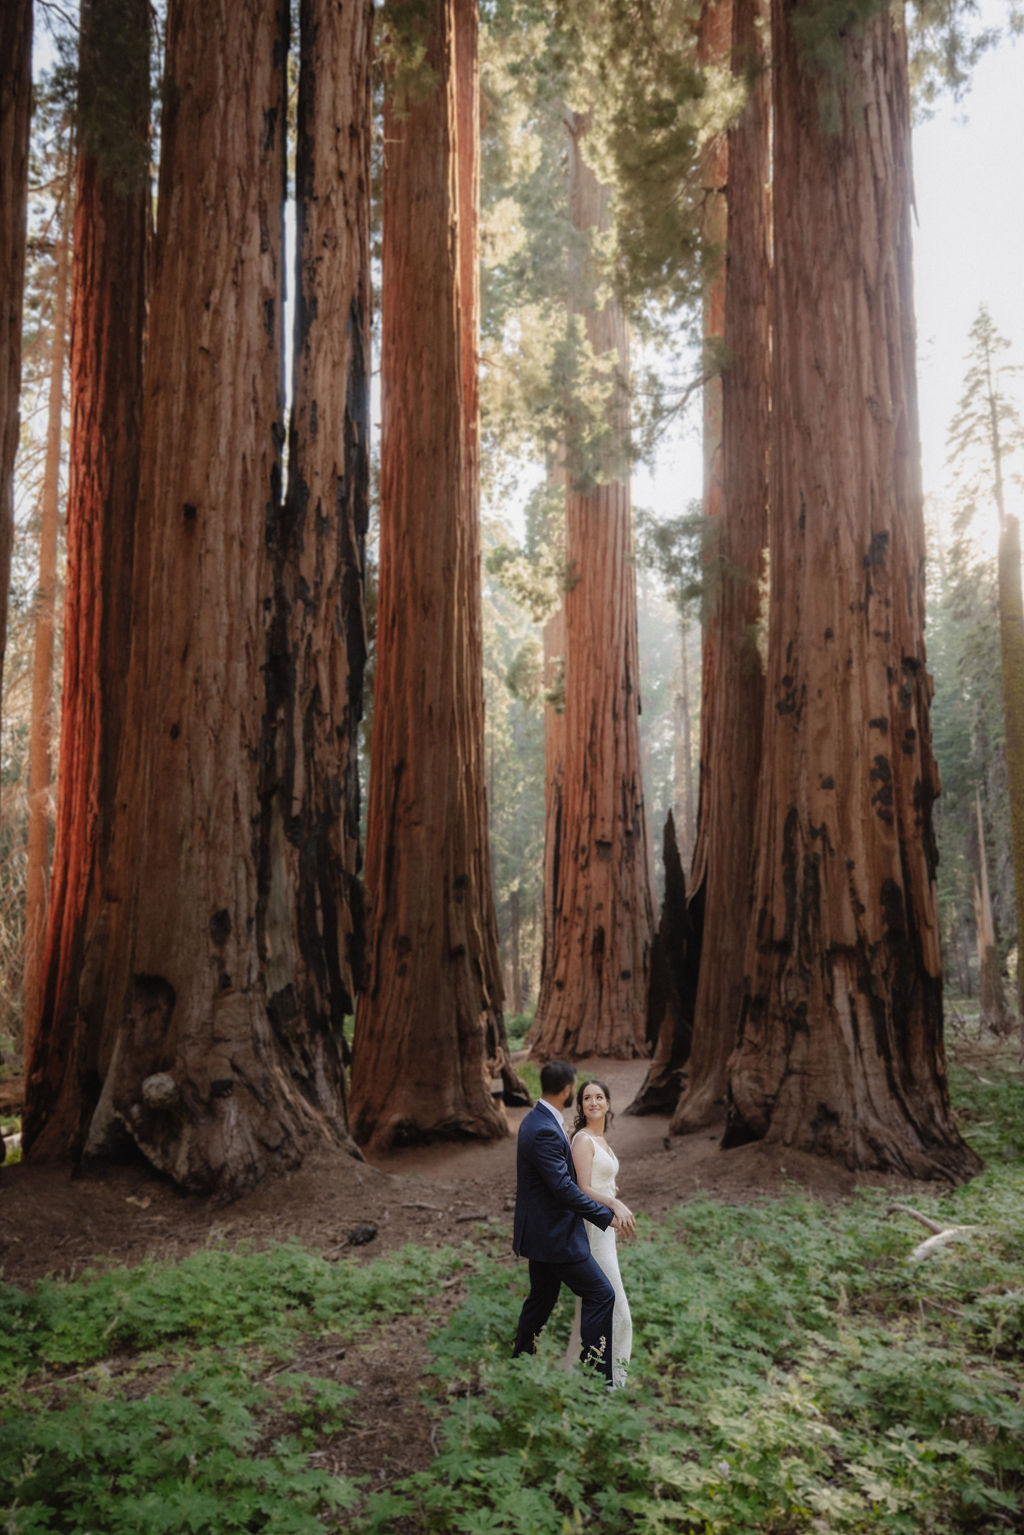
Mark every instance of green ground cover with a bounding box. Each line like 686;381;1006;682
2;1054;1022;1534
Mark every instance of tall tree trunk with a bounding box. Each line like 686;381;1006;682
973;790;1010;1035
350;0;509;1152
27;0;362;1195
454;0;528;1106
525;603;566;1053
0;0;32;782
23;0;150;1157
23;179;70;1062
672;0;769;1130
997;514;1024;1057
528;114;653;1061
726;0;980;1181
258;0;373;1126
674;619;696;859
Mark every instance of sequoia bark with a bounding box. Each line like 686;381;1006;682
27;0;370;1194
350;0;510;1151
726;0;980;1180
528;114;654;1061
23;0;150;1157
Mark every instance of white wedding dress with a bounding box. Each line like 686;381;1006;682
567;1132;632;1388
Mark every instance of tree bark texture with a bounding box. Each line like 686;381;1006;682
528;117;654;1061
23;181;70;1067
0;0;32;781
23;0;150;1158
28;0;362;1195
628;811;695;1113
973;791;1010;1035
258;0;373;1128
672;0;770;1131
726;1;980;1180
996;514;1024;1051
350;0;508;1152
524;603;565;1054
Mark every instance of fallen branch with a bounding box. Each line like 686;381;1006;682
888;1203;976;1261
887;1202;944;1234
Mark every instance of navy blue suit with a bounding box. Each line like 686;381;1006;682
512;1101;616;1382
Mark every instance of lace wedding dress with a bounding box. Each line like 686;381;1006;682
567;1132;632;1387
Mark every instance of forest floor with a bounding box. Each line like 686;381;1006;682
0;1053;941;1496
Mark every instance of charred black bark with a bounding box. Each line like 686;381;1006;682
627;813;697;1114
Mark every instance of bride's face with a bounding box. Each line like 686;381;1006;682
581;1083;609;1126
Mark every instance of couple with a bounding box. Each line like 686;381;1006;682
512;1060;635;1388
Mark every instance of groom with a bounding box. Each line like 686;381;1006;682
512;1060;630;1385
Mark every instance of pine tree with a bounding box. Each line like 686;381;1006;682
946;304;1024;1049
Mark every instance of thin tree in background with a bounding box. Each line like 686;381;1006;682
351;0;511;1151
0;0;33;779
973;790;1010;1035
22;168;70;1061
946;304;1024;1054
528;113;654;1061
23;0;150;1155
726;0;979;1180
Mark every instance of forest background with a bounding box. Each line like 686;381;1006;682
0;0;1023;1181
2;0;1022;1067
1;0;1024;1528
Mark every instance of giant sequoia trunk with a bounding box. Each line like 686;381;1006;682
726;0;980;1180
23;0;150;1157
528;116;653;1061
350;0;509;1152
258;0;373;1113
671;0;770;1130
25;0;367;1194
0;0;32;767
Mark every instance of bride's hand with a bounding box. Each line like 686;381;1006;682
611;1199;636;1239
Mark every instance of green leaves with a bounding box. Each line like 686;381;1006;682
380;1156;1024;1535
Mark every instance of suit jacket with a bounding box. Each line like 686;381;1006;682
513;1102;614;1262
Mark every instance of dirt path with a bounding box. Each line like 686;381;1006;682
0;1056;909;1289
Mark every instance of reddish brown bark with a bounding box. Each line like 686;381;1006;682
671;0;769;1130
524;603;565;1055
258;0;373;1116
23;180;70;1062
26;0;368;1195
0;0;32;772
528;115;654;1061
726;0;980;1180
23;0;150;1156
350;0;508;1151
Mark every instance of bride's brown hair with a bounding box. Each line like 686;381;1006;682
572;1078;614;1134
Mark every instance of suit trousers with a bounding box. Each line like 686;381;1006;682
513;1254;616;1384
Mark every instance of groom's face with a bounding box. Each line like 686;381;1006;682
560;1078;576;1108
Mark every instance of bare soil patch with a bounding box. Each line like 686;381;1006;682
0;1056;916;1286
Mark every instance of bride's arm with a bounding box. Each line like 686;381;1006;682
571;1134;636;1236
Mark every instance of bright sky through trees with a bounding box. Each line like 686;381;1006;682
637;0;1023;527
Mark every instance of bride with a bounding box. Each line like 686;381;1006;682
566;1078;633;1387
